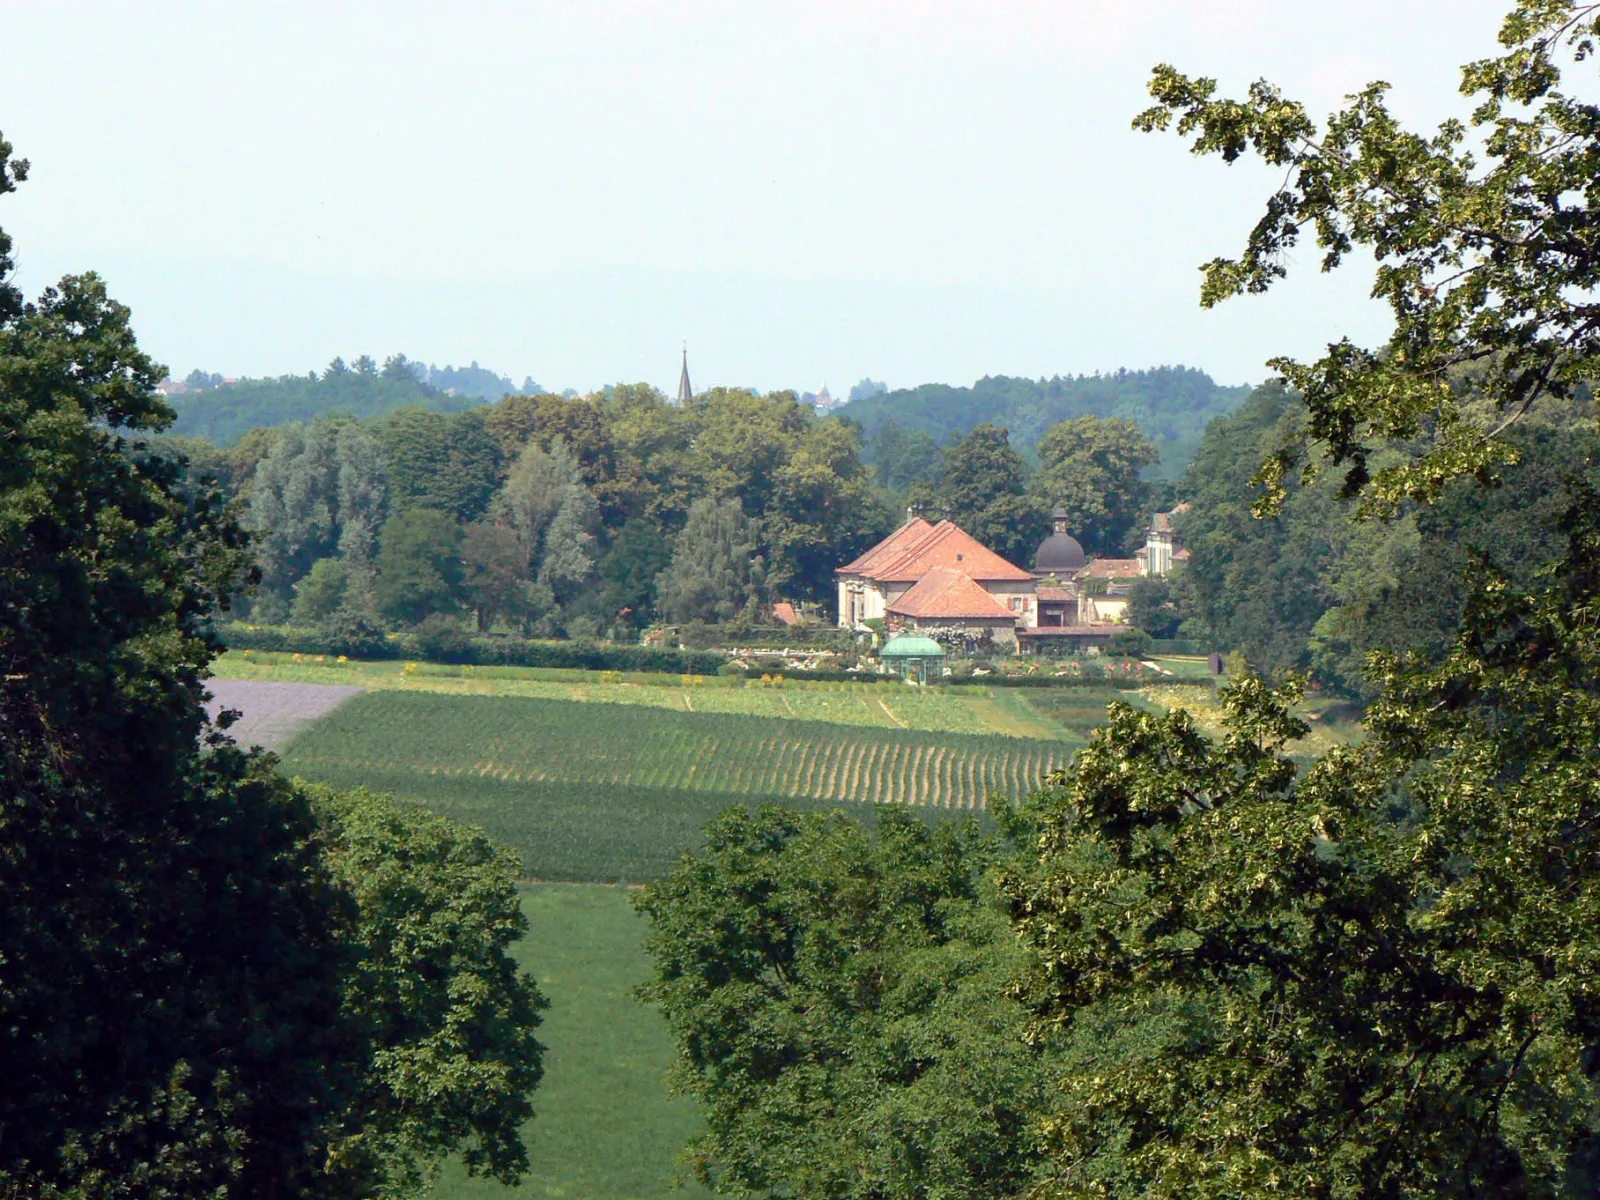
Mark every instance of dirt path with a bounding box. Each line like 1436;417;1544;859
204;679;363;752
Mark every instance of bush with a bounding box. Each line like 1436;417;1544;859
713;625;856;652
407;614;474;664
216;622;727;675
291;557;349;625
1111;628;1154;658
315;612;392;660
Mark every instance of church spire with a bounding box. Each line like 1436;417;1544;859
676;343;693;405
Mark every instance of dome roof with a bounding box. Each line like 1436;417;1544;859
880;633;946;658
1035;531;1086;574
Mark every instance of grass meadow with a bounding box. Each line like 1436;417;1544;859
427;883;712;1200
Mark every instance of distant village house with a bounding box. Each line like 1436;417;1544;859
836;503;1188;654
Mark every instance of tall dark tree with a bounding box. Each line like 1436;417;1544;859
0;133;358;1197
579;517;673;629
936;423;1049;565
373;508;463;625
1030;414;1158;554
374;407;500;523
656;497;765;623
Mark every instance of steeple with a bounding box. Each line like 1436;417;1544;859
676;343;692;405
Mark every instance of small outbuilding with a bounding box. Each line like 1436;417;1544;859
879;633;946;684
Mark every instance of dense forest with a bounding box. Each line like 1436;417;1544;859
168;354;544;444
153;377;1186;645
1156;383;1600;696
843;366;1251;478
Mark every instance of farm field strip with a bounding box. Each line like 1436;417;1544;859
215;651;1132;739
283;691;1072;811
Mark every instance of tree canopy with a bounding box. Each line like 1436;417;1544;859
0;132;546;1197
1030;415;1158;555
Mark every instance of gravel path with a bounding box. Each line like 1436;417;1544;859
205;679;364;751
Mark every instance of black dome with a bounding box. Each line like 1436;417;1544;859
1034;531;1086;574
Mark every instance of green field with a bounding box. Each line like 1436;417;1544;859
285;691;1073;808
281;691;1062;881
423;884;705;1200
217;650;1134;739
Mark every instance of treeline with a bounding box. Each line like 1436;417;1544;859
170;353;488;443
845;366;1251;479
159;380;1182;642
1143;383;1600;695
161;385;892;639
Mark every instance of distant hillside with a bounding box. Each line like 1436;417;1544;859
839;366;1254;478
169;369;485;445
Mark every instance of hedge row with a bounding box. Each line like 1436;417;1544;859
217;622;728;675
1146;638;1214;656
719;665;1173;690
714;625;856;651
949;672;1169;690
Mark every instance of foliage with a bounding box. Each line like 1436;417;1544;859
636;807;1054;1200
867;420;943;491
168;361;473;446
1003;496;1600;1195
578;516;674;630
0;134;358;1196
841;368;1251;480
763;418;888;604
493;440;580;565
1308;424;1600;695
293;555;350;624
657;498;766;623
409;613;475;663
1030;414;1159;555
1109;626;1153;657
374;508;463;626
373;407;501;524
536;484;601;607
985;17;1600;1192
305;784;546;1198
1126;575;1181;638
1136;2;1600;519
460;519;529;632
313;610;393;660
1169;385;1350;679
218;622;728;673
932;422;1050;565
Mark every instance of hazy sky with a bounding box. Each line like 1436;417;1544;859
2;1;1510;395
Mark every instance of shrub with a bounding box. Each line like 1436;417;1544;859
407;614;474;664
216;622;727;675
1110;627;1154;658
315;612;392;660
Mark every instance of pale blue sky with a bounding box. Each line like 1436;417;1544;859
2;1;1508;395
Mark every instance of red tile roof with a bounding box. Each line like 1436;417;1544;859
887;568;1018;620
1036;587;1074;602
772;602;800;626
836;517;935;576
838;519;1034;583
1077;558;1145;580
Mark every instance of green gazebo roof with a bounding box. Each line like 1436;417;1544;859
880;633;946;658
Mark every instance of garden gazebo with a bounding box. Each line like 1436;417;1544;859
879;633;946;684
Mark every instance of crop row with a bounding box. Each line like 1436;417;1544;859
283;692;1073;810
